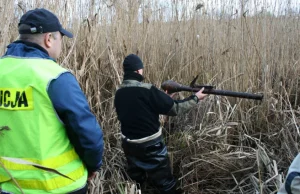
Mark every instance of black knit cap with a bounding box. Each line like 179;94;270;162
18;8;73;38
123;54;144;72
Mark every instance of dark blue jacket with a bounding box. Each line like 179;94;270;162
3;40;104;173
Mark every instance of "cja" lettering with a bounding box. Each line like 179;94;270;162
0;90;28;108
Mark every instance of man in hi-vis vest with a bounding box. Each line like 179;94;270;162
0;8;104;194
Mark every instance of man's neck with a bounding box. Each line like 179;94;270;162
15;40;49;56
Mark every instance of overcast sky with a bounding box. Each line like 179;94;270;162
157;0;300;17
21;0;297;23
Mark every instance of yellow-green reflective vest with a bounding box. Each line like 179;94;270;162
0;57;88;194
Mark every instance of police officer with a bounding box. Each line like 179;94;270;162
114;54;208;194
0;8;104;194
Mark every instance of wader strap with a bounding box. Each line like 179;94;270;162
122;128;162;143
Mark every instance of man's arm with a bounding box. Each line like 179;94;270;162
149;86;199;116
47;72;104;173
167;95;199;116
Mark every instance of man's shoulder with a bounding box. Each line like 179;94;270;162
118;80;153;90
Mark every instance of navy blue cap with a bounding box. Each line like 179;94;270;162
123;54;144;72
18;8;73;38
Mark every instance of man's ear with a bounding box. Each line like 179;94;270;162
44;33;52;48
137;69;142;74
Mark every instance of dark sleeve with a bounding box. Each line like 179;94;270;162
48;72;104;172
149;86;175;114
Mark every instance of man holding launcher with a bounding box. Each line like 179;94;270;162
114;54;208;194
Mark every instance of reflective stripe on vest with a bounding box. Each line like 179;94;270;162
0;165;85;191
0;149;78;170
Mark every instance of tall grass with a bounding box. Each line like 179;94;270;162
1;0;300;193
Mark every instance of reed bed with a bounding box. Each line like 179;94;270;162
1;0;300;193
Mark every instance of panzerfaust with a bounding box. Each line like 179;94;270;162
161;76;263;101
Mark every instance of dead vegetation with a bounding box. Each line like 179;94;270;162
0;0;300;193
